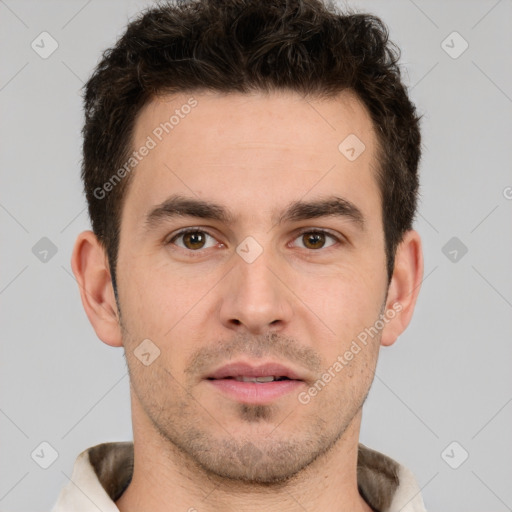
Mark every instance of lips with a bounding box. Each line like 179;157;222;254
205;361;305;404
206;362;304;382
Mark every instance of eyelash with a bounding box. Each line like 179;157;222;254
167;227;343;253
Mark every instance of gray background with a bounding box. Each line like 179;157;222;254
1;0;511;510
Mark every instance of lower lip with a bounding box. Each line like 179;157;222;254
207;379;304;404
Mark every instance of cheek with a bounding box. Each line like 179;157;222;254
119;257;209;332
117;264;215;373
299;268;385;333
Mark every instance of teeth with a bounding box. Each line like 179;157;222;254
235;376;277;383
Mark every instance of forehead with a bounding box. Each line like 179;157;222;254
122;89;380;231
136;89;375;153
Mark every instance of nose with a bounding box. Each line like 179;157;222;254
218;249;294;335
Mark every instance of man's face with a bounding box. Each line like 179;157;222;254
115;90;389;482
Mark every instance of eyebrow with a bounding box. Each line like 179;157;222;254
144;194;365;231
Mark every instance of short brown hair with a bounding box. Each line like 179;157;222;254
82;0;421;298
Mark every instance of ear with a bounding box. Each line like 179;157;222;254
380;229;423;347
71;230;123;347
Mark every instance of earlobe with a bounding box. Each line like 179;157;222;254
71;230;123;347
380;229;424;347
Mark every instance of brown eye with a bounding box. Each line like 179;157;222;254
303;232;325;249
170;230;217;251
293;230;338;250
183;231;206;250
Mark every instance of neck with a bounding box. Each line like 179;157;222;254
116;405;372;512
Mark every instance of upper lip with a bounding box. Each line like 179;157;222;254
206;361;304;381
